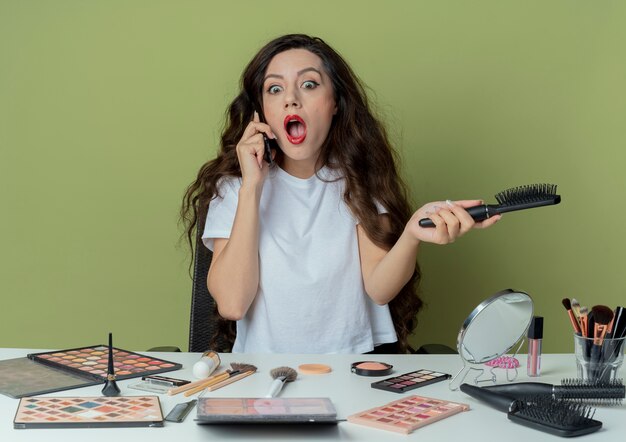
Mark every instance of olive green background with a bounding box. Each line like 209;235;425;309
1;1;624;353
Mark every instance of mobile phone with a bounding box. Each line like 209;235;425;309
257;108;278;166
263;134;278;166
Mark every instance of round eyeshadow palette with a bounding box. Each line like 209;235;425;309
28;346;182;381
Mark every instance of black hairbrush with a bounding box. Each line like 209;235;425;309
460;383;602;437
419;183;561;227
484;378;625;406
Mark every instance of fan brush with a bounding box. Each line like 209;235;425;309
461;383;602;437
265;366;297;398
419;183;561;227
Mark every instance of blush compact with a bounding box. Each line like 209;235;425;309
351;361;393;376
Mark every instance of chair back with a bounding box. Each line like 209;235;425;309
188;232;235;352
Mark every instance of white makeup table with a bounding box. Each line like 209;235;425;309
1;348;624;441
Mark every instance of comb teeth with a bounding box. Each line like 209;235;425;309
495;183;558;205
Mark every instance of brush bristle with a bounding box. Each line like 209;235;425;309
270;366;298;382
512;396;599;433
591;305;614;326
230;362;258;373
556;378;625;405
562;298;572;310
571;298;581;315
495;183;559;206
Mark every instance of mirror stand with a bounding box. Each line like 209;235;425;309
449;338;524;390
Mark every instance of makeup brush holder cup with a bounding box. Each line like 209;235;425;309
573;334;625;382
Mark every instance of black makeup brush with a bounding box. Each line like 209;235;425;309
460;383;602;437
484;379;625;406
265;366;297;398
606;306;626;341
419;183;561;227
101;332;121;397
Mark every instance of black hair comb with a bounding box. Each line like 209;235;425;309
419;183;561;227
460;383;602;437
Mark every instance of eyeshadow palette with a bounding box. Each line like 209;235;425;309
28;345;182;381
371;369;451;393
0;357;98;399
196;397;338;424
347;394;469;434
14;396;164;429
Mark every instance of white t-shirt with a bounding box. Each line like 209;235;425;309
202;166;397;354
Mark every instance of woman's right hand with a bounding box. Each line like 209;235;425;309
236;111;276;187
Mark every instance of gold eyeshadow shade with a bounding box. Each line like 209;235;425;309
101;333;120;397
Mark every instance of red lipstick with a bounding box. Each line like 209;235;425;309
284;114;306;145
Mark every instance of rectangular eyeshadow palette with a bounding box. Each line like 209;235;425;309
196;397;338;424
28;345;182;381
0;357;99;399
347;394;469;434
371;369;451;393
14;396;164;429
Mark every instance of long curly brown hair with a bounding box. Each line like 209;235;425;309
181;34;422;353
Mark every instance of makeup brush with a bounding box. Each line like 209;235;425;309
460;383;602;437
101;332;121;397
589;306;615;380
562;298;582;335
183;362;257;397
571;298;582;321
606;306;625;340
266;366;297;398
591;306;613;346
578;306;589;338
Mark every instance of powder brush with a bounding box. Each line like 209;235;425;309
266;366;297;398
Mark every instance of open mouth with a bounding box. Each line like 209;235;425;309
284;114;306;145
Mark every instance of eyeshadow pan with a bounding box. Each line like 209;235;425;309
371;368;451;394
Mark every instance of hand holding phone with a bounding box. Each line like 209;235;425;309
263;134;278;166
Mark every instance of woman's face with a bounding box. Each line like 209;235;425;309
262;49;337;175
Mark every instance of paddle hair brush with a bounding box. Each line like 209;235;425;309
460;383;602;437
419;183;561;227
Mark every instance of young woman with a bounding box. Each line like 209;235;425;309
182;34;500;354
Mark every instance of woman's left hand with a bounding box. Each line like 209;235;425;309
404;199;501;245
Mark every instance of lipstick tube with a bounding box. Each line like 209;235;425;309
527;316;544;377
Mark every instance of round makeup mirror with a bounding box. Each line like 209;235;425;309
449;289;533;390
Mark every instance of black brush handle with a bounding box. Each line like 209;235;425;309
419;205;492;227
460;383;518;413
418;196;561;227
483;382;553;396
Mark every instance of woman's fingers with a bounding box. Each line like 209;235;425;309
241;111;276;140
